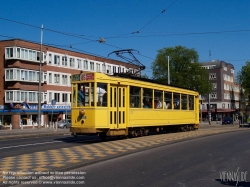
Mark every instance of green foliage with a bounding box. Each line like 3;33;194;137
237;61;250;98
141;74;149;79
151;45;213;95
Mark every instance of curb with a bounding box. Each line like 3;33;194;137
0;132;71;141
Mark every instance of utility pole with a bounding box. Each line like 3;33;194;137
168;56;170;85
38;24;43;129
208;93;211;125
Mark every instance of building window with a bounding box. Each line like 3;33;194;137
212;83;217;90
210;92;217;99
77;59;82;69
102;63;106;73
49;73;52;83
5;91;43;103
62;75;68;85
54;55;60;65
90;62;94;71
5;48;14;58
84;60;88;70
209;73;216;80
96;63;101;72
62;93;68;102
223;66;227;71
54;74;60;84
62;56;67;66
113;66;117;73
107;65;111;74
49;92;52;102
70;58;75;68
54;93;60;102
48;54;52;64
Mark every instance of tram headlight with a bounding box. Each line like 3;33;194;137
79;110;85;116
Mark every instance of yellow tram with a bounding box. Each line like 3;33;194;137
70;72;200;138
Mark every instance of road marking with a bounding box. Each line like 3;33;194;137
0;141;63;150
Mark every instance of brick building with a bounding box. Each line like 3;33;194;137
0;39;139;129
200;60;240;121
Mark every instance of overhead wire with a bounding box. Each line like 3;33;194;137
135;0;178;33
105;0;178;39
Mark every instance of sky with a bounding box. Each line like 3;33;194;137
0;0;249;78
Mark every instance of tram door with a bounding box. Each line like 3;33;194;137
110;85;126;129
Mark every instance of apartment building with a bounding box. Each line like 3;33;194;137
200;60;240;121
0;39;139;129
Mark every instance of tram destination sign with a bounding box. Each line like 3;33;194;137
72;73;94;81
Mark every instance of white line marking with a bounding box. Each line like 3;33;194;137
0;141;62;150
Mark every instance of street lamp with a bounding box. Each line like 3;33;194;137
38;24;43;129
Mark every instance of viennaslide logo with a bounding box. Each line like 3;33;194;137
219;167;247;186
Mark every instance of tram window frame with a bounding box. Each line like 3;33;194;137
164;91;172;109
72;84;77;107
173;93;180;110
181;94;188;110
90;82;95;106
96;83;107;107
189;95;194;110
154;90;163;109
142;88;153;108
130;86;141;108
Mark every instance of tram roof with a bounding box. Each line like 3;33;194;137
112;73;198;93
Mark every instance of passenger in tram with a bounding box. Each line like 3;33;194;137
154;97;162;108
78;86;85;106
143;98;151;108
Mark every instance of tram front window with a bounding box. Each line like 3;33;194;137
77;83;90;107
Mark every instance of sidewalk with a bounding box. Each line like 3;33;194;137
0;127;71;140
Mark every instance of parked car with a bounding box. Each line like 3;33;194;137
58;119;71;129
222;117;233;125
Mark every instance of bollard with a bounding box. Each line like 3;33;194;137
21;123;23;130
53;122;55;129
10;123;12;130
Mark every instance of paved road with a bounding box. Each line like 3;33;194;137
13;129;250;187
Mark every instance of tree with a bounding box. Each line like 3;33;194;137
237;61;250;99
141;74;149;79
151;45;212;95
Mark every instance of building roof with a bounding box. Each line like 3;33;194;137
200;60;234;70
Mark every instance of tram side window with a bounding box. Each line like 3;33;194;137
130;86;141;108
189;95;194;110
173;93;180;109
97;83;107;107
181;94;187;110
77;83;89;107
164;91;172;109
154;90;163;109
142;88;153;108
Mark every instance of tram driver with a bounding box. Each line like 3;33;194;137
78;85;85;106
